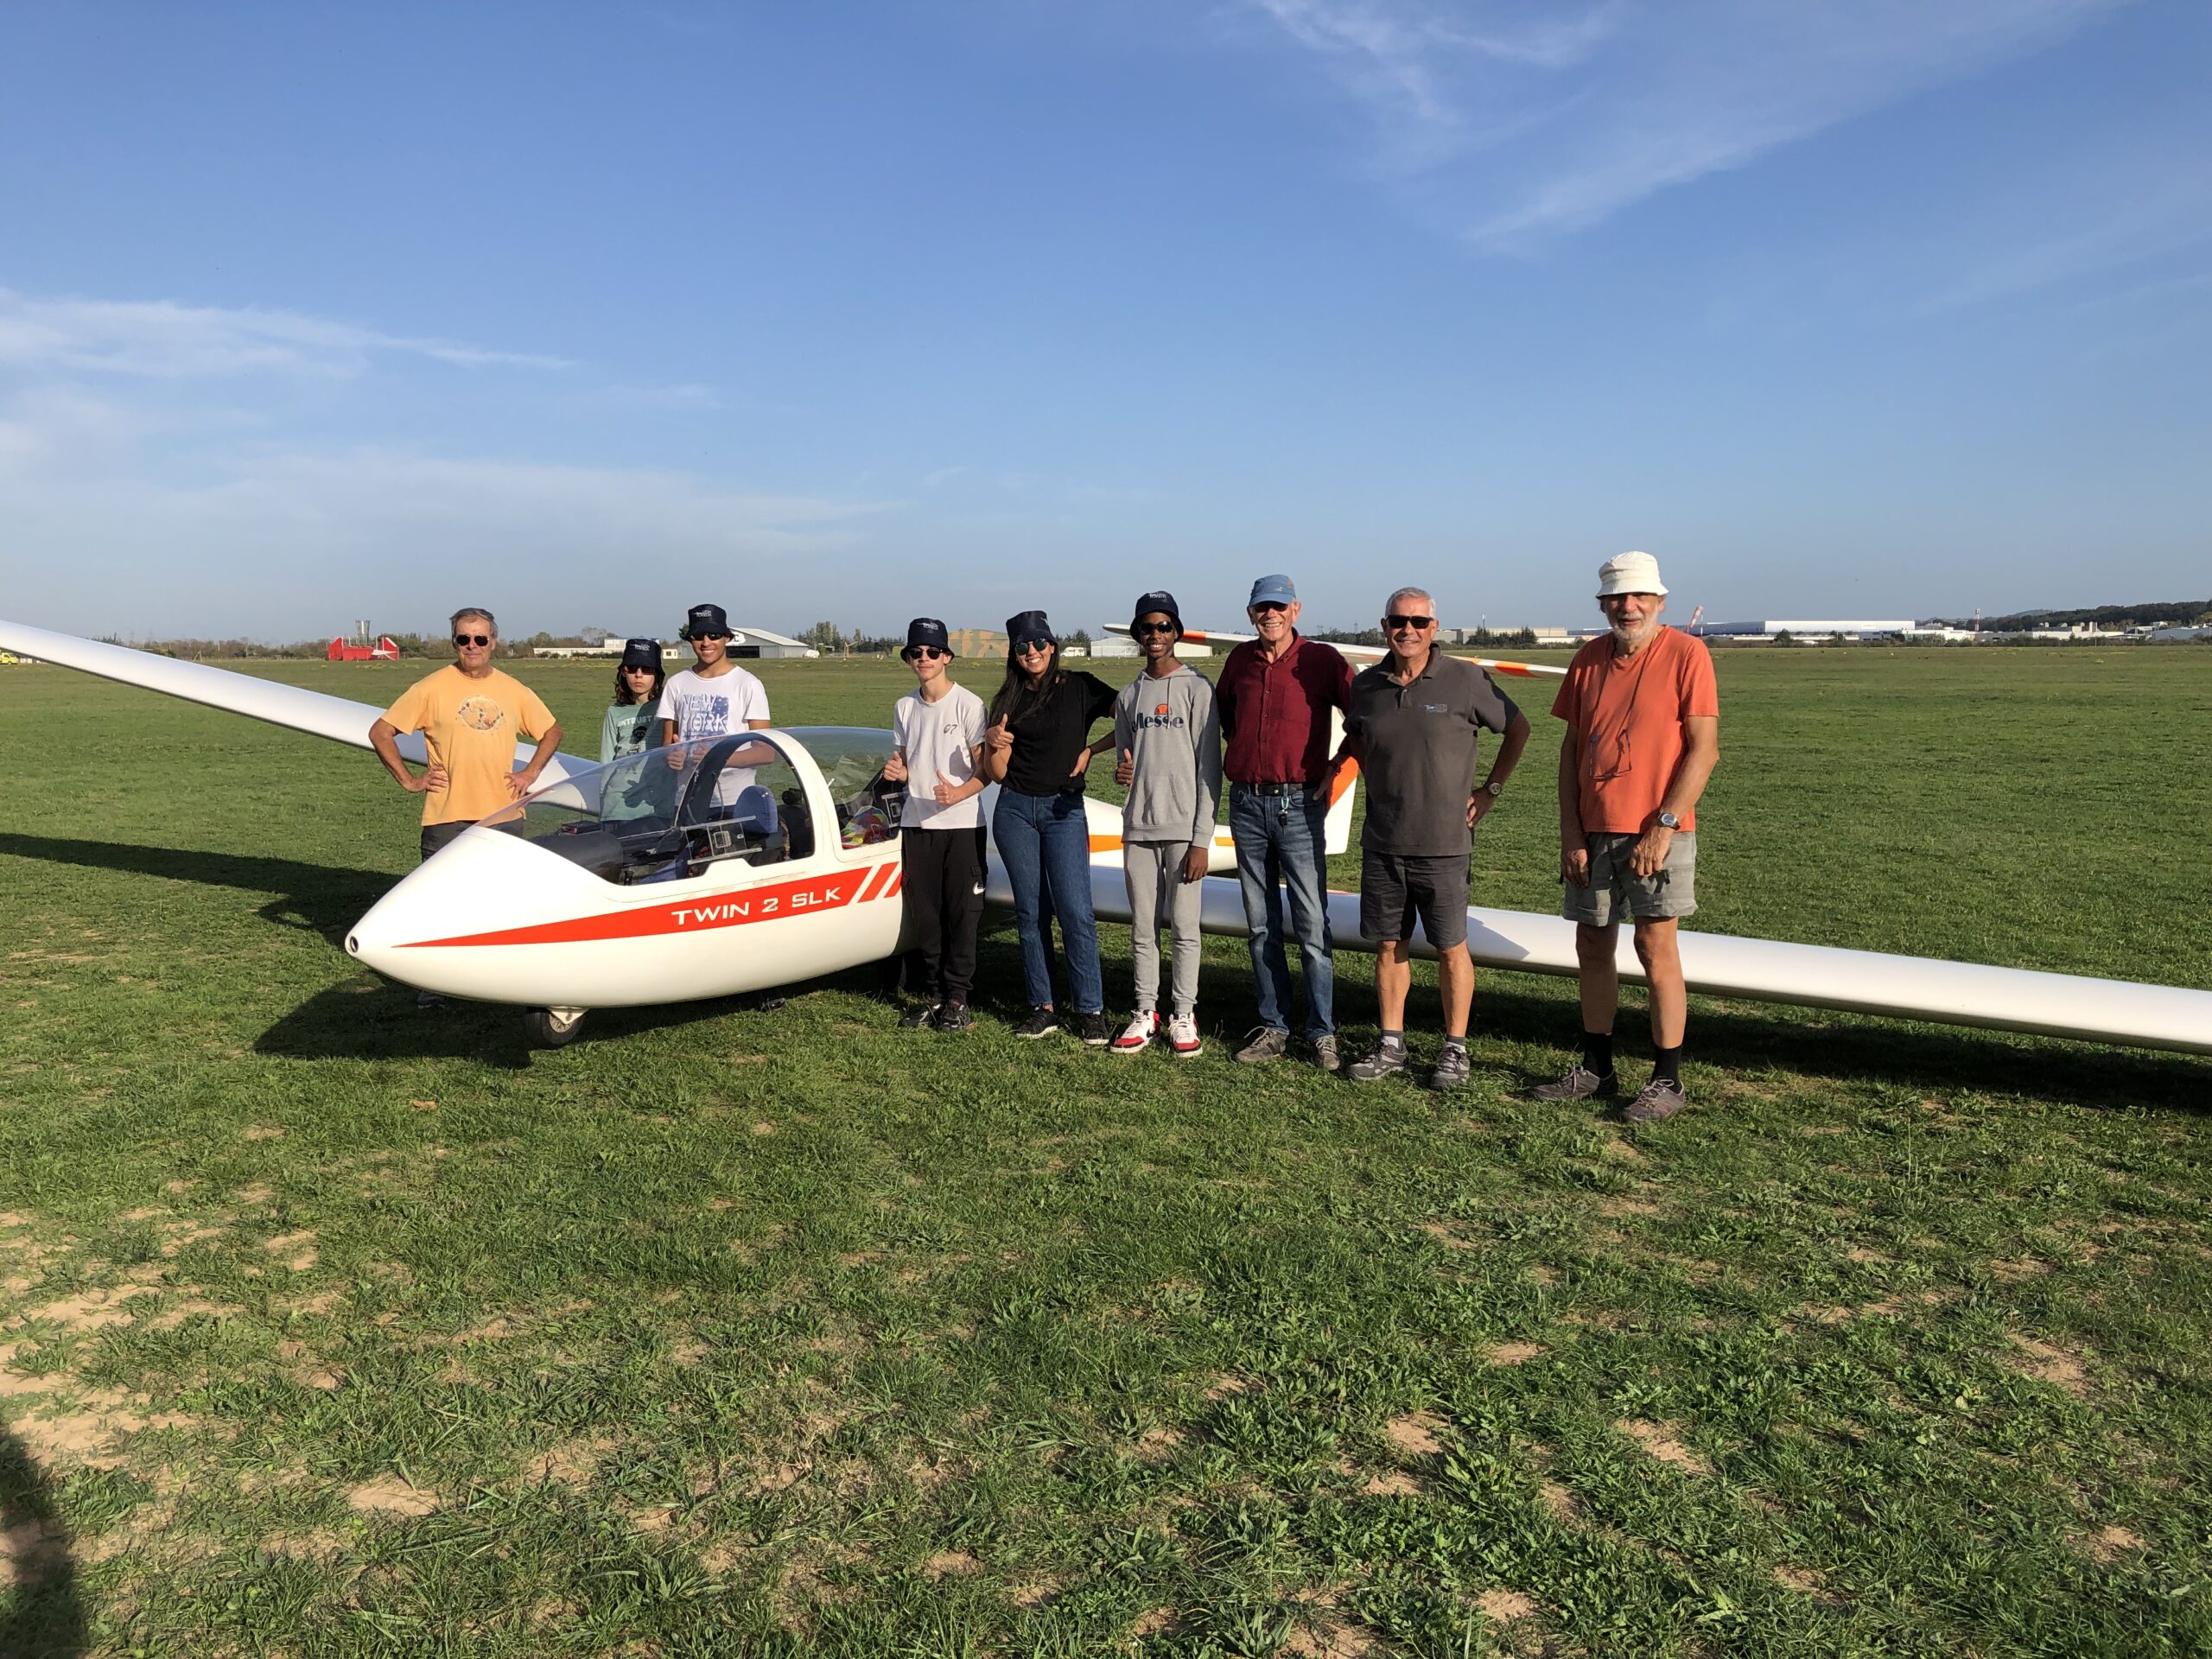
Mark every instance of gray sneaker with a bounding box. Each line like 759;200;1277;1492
1311;1033;1342;1074
1623;1078;1688;1124
1235;1027;1289;1065
1345;1040;1409;1083
1532;1065;1618;1103
1427;1046;1472;1091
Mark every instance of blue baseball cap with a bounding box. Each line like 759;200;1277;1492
1248;574;1297;607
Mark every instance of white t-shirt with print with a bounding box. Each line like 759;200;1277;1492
658;665;772;806
893;683;988;830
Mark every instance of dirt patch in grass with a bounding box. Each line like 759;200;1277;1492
1537;1478;1579;1522
1284;1615;1380;1656
1485;1341;1545;1366
264;1230;318;1271
1360;1470;1423;1497
1618;1419;1711;1476
1774;1564;1824;1593
260;1529;346;1563
537;1433;620;1485
1421;1220;1476;1250
1135;1426;1183;1464
1385;1411;1447;1458
924;1548;978;1577
239;1125;286;1141
1009;1577;1058;1606
2082;1525;2144;1564
1990;1256;2051;1283
1131;1607;1178;1637
24;1286;151;1332
1477;1588;1539;1622
346;1474;438;1516
2007;1334;2089;1395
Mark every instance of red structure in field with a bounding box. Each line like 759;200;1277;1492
327;634;399;662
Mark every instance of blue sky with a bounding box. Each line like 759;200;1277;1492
2;0;2206;641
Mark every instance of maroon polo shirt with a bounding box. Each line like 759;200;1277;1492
1216;633;1353;786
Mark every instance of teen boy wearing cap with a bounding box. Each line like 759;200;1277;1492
658;602;772;808
1215;575;1353;1071
1535;551;1719;1123
885;619;989;1033
1107;592;1222;1058
1327;588;1529;1090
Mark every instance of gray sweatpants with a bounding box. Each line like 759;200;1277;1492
1125;839;1204;1017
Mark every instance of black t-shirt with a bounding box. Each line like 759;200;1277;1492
1000;671;1116;796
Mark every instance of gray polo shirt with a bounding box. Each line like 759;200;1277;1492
1346;653;1521;856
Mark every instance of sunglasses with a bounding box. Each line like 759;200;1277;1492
1013;639;1053;655
1131;621;1177;637
622;663;658;673
452;632;493;647
1384;614;1435;631
903;646;948;662
1249;602;1289;616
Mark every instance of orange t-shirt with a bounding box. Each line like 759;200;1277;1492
1551;627;1719;835
380;665;558;827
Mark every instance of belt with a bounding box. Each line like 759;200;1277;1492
1238;780;1308;796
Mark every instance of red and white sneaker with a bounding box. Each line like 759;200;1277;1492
1110;1011;1159;1053
1166;1013;1202;1058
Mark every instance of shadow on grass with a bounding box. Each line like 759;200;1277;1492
0;1432;86;1658
0;832;391;947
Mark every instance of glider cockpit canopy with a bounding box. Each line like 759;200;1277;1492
517;726;905;887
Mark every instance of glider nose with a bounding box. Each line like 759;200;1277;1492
345;826;527;991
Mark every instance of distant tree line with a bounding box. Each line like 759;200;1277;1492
1929;598;2212;632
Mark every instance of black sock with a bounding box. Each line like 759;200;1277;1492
1652;1044;1682;1087
1581;1030;1615;1077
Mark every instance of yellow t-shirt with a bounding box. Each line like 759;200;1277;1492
381;665;559;826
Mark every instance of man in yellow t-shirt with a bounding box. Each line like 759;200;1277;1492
369;607;564;865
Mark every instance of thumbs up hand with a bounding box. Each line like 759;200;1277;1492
1114;747;1134;787
883;749;908;783
985;715;1013;756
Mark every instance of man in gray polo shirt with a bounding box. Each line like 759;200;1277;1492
1321;586;1530;1090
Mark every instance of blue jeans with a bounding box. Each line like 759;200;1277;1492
994;789;1105;1014
1228;785;1334;1039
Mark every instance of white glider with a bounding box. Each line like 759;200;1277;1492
2;617;2207;1057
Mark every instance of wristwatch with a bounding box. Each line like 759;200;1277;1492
1477;779;1503;798
1657;810;1681;830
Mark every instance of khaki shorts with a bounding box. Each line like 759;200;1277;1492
1562;830;1696;926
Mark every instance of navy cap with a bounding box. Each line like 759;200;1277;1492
1248;574;1297;607
1131;590;1183;633
620;637;661;671
682;602;732;639
1005;610;1056;652
903;617;952;658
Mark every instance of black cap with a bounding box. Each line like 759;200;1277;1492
682;602;731;639
903;618;952;658
1130;590;1182;633
1005;610;1056;652
620;637;661;671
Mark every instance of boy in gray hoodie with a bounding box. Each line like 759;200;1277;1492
1109;591;1223;1057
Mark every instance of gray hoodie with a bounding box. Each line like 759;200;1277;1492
1113;663;1223;850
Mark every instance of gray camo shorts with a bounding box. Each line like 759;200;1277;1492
1562;830;1697;926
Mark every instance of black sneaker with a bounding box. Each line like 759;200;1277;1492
416;989;448;1010
933;1002;973;1033
1014;1007;1061;1039
1075;1011;1111;1047
1345;1041;1409;1083
898;1001;941;1029
1533;1065;1618;1103
1427;1046;1472;1091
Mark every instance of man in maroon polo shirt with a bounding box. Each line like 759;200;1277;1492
1216;573;1354;1070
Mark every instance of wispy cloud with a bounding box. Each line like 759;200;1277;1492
1238;0;2118;248
0;286;568;378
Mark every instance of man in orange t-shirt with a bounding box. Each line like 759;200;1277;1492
1535;552;1719;1124
368;606;563;864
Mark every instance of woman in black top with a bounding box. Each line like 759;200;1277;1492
982;610;1116;1043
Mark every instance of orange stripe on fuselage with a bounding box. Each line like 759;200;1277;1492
400;868;866;948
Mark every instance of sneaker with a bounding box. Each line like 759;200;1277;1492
898;1001;941;1029
1532;1065;1618;1103
1623;1077;1688;1124
1345;1040;1409;1084
1235;1027;1289;1065
1015;1007;1061;1039
1112;1011;1160;1053
1310;1033;1341;1074
1427;1045;1472;1091
416;989;448;1009
1076;1011;1112;1046
933;1002;973;1033
1166;1014;1202;1058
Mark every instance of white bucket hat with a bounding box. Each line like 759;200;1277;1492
1596;550;1668;598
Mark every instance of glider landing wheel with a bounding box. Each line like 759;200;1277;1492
524;1007;588;1049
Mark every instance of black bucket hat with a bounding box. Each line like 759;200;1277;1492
903;618;953;658
1005;610;1056;652
1130;590;1183;635
620;637;661;671
682;602;732;640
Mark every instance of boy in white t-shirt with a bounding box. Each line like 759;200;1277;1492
884;617;989;1032
656;601;772;807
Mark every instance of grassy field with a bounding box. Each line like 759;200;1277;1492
1;645;2208;1657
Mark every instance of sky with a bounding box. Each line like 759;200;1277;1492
1;0;2206;642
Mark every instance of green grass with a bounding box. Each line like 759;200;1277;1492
1;647;2208;1657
